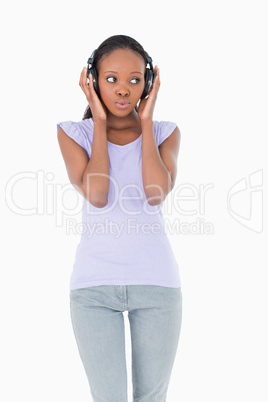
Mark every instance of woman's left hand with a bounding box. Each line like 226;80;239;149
137;66;160;122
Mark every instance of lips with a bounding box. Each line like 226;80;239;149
115;100;130;105
115;99;131;109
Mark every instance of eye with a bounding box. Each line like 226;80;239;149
130;77;140;84
106;76;117;83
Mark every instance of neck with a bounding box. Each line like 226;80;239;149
106;109;140;131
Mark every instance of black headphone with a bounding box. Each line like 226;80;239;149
87;49;156;100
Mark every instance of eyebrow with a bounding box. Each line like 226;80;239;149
104;70;143;75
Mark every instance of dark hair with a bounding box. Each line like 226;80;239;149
82;35;148;120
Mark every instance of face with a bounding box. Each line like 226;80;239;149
97;48;146;117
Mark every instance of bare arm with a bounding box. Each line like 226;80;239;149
57;121;110;208
141;120;181;206
138;66;180;206
81;120;110;207
57;67;111;208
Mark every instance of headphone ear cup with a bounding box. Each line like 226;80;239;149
87;66;101;98
91;67;100;98
141;69;153;100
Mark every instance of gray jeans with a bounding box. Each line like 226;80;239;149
70;285;183;402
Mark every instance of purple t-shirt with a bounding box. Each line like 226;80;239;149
57;118;181;290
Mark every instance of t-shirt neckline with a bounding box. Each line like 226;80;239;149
107;134;142;147
88;118;142;148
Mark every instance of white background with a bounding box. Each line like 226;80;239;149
1;0;267;401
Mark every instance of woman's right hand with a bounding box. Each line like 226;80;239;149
79;67;107;122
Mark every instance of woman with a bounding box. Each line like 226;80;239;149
57;34;183;402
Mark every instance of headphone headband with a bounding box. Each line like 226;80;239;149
87;50;96;67
146;53;152;64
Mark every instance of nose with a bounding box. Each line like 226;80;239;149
117;87;129;97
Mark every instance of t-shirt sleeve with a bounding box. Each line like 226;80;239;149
56;120;92;158
154;120;177;146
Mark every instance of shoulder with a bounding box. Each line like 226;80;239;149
153;120;180;147
57;118;93;136
76;118;94;136
57;118;93;157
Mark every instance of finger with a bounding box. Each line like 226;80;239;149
87;70;93;88
87;72;93;88
151;74;159;95
80;67;87;89
83;67;90;88
79;68;85;88
86;73;100;103
154;68;160;90
80;68;92;99
154;66;160;84
154;68;159;83
88;73;96;95
156;74;160;89
84;67;89;87
155;66;160;83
